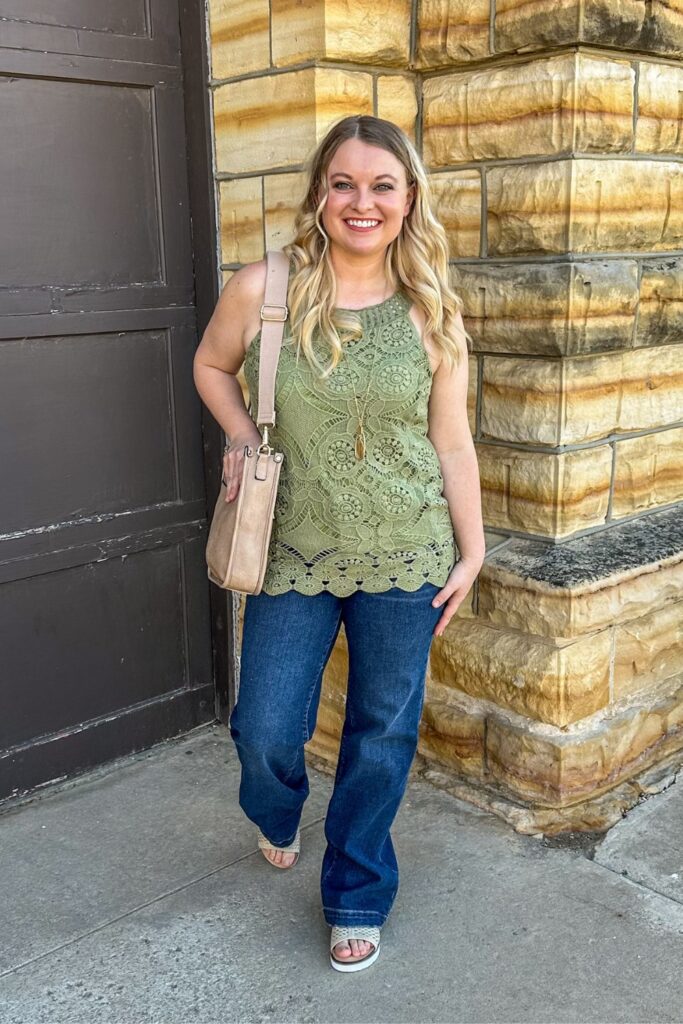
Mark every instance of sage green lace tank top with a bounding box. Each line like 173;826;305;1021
242;289;457;597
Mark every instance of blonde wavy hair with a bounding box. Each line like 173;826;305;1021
282;115;471;379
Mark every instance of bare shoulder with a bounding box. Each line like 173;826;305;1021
220;259;268;345
194;260;267;374
406;303;442;376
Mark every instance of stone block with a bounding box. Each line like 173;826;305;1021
476;442;612;538
419;681;486;777
430;619;611;727
271;0;411;67
477;505;683;638
572;54;635;153
452;260;639;357
636;61;683;155
569;159;683;254
617;344;682;435
313;66;374;141
270;0;324;66
209;0;270;79
495;0;683;60
614;601;683;701
376;75;418;141
636;258;683;348
423;55;633;166
612;426;683;519
487;161;571;256
417;0;490;67
429;171;481;258
263;172;307;250
494;0;582;52
214;68;373;174
219;178;263;265
487;159;683;257
481;344;682;446
485;677;683;807
582;0;683;58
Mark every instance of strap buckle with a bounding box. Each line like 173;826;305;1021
260;303;288;322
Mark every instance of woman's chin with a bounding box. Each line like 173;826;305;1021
330;231;392;256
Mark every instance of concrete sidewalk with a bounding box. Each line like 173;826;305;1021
1;725;681;1024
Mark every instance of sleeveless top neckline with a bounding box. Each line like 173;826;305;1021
242;288;457;597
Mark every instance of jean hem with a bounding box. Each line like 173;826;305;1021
323;908;387;928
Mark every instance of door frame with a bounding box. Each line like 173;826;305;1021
178;0;236;723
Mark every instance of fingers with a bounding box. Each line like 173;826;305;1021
433;588;464;637
222;443;248;503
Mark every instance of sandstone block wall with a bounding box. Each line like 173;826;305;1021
209;0;683;831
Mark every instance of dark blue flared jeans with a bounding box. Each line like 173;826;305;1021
229;581;443;927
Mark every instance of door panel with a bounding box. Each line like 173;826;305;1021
0;0;217;800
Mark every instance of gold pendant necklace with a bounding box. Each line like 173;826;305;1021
354;423;366;461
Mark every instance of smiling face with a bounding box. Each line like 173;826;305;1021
320;137;414;259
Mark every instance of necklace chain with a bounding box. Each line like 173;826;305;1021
351;288;389;460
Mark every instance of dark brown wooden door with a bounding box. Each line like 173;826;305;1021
0;1;221;799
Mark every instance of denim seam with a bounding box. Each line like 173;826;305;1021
323;907;385;915
323;908;386;924
301;611;342;745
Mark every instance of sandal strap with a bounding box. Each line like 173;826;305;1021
257;828;300;854
330;925;380;951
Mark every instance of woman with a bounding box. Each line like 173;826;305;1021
193;115;485;972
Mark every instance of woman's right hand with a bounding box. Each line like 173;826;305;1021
222;430;263;503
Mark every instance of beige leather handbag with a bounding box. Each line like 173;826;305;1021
205;249;289;594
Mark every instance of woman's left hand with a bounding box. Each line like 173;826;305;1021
431;557;484;637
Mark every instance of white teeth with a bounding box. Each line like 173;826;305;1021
347;219;379;227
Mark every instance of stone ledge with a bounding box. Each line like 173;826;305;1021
478;505;683;637
484;675;683;806
419;752;682;836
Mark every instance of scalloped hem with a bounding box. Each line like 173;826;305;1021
258;572;452;599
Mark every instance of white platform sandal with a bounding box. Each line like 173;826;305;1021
256;827;300;869
329;925;381;972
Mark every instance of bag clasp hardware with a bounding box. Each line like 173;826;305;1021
260;303;288;322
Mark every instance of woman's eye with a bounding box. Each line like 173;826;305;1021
375;183;393;191
333;182;352;190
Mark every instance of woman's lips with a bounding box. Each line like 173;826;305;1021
343;219;382;232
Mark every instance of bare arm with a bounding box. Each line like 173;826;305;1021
426;311;486;635
193;260;267;502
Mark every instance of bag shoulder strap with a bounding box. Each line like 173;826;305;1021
257;250;290;427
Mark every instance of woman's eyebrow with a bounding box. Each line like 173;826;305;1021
330;172;399;182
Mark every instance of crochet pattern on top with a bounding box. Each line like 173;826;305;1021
242;290;457;597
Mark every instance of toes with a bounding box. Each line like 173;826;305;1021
333;939;372;961
262;846;296;867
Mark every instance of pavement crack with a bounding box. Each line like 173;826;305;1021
0;815;325;980
590;857;683;909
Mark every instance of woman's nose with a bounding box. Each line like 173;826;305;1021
353;189;376;212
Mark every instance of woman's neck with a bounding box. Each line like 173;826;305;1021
329;248;391;307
